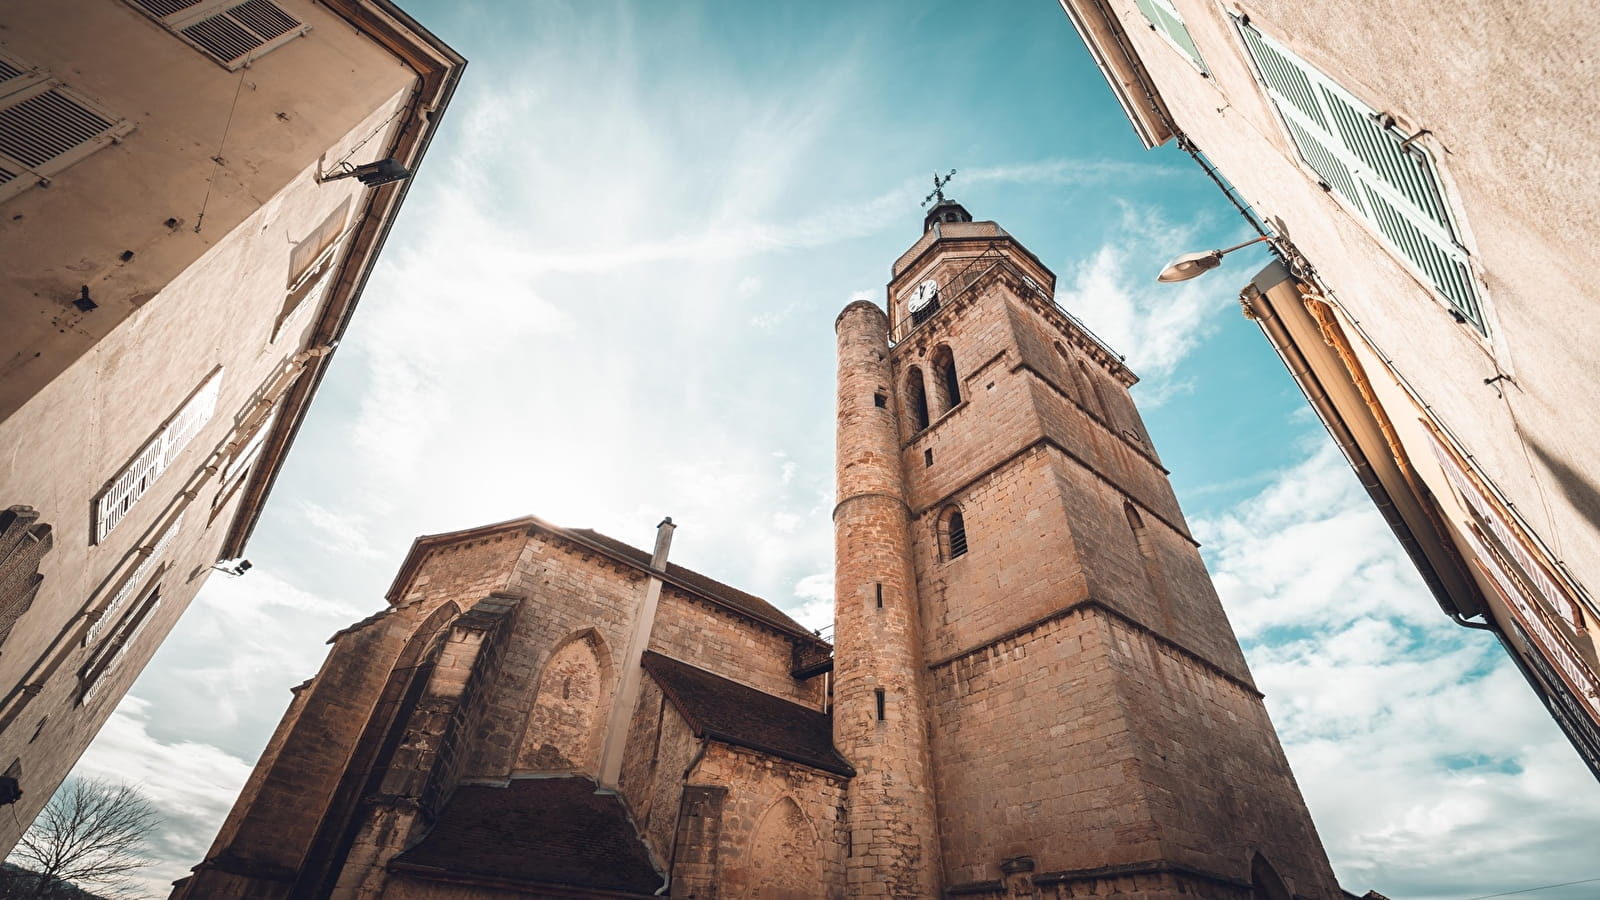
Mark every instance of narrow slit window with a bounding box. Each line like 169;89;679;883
874;392;887;409
924;449;934;467
875;688;886;720
875;583;883;609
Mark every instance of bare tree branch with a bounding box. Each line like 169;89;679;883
5;778;160;899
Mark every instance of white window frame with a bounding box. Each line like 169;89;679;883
93;369;222;543
0;51;136;204
1132;0;1208;75
123;0;311;71
1234;19;1486;333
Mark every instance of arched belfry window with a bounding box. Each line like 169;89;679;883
939;506;968;560
905;367;931;434
1078;360;1110;422
931;345;961;415
1250;853;1292;900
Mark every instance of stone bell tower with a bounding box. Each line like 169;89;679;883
833;198;1342;898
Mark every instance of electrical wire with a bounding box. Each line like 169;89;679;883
330;103;408;170
194;65;250;234
1462;875;1600;900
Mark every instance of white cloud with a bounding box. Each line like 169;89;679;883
1198;441;1600;900
69;696;255;899
1053;202;1258;404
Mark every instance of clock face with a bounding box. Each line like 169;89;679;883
908;279;939;313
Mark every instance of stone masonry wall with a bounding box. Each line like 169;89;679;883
690;743;848;900
926;608;1158;886
651;585;822;707
617;676;702;869
458;532;640;778
1102;612;1341;898
911;446;1087;664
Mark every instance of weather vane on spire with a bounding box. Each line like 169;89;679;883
921;169;957;208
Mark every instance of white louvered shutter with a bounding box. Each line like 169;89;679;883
95;371;222;542
0;51;134;202
87;513;184;644
125;0;309;70
1133;0;1208;73
1238;22;1484;332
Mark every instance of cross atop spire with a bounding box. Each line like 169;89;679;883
921;169;957;208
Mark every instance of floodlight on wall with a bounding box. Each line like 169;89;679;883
1156;234;1273;283
211;558;253;577
318;157;411;188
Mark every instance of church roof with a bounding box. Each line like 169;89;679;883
387;775;663;896
382;515;827;647
643;651;854;777
569;528;816;639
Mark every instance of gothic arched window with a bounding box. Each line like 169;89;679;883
1250;853;1292;900
905;367;931;434
931;345;961;414
1078;360;1111;422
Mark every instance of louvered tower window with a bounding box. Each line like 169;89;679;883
124;0;310;71
1133;0;1208;73
1237;21;1484;333
0;51;135;203
942;507;968;560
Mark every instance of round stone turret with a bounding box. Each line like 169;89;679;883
833;300;942;898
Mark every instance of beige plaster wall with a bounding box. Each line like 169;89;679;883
1100;0;1600;610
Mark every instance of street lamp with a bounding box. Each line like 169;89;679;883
1156;234;1273;282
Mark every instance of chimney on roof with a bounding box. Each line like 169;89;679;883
597;517;676;793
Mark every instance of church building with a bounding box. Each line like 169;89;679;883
175;201;1341;899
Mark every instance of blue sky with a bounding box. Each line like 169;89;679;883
56;2;1600;897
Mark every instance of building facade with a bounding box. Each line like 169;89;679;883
1056;0;1600;774
177;206;1341;898
0;0;463;850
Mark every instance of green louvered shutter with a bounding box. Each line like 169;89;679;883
1238;20;1484;333
1133;0;1208;73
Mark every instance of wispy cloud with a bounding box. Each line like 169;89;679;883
68;697;254;898
1196;442;1600;899
1052;202;1255;403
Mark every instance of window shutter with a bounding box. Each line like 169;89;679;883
94;370;222;542
0;52;134;203
86;513;183;644
0;57;27;90
1237;21;1484;332
125;0;308;70
289;198;351;287
82;588;163;703
1133;0;1208;73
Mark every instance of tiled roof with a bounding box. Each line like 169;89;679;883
388;776;662;895
569;528;817;640
643;651;854;777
